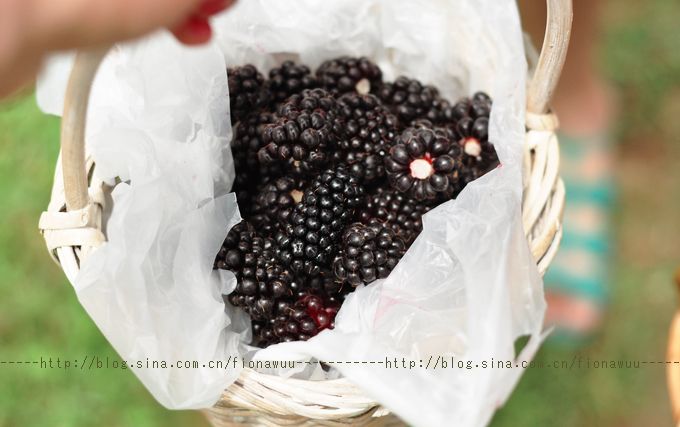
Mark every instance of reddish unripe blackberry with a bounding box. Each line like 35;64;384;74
375;76;447;125
359;187;432;244
251;176;306;236
266;61;319;105
333;93;399;182
258;89;344;173
275;167;365;277
316;56;383;95
252;292;341;347
227;65;267;122
384;127;463;201
333;221;406;287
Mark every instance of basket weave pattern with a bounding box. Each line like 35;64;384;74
39;0;572;424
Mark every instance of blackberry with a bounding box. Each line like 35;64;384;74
258;89;344;174
275;167;365;277
215;221;295;321
304;271;349;301
227;65;266;122
452;100;499;187
449;92;493;160
316;56;383;95
333;93;399;182
230;112;277;213
252;291;341;347
359;187;432;244
375;76;447;125
251;176;306;236
455;116;492;160
384;127;464;201
266;61;319;105
333;222;406;287
442;91;491;124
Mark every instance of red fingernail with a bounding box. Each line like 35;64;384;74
172;15;212;45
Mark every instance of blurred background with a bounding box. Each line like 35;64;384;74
1;0;679;425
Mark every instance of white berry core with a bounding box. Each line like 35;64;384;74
464;138;482;157
410;159;434;179
290;189;304;204
355;78;371;95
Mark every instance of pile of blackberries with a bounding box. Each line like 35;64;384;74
214;56;499;347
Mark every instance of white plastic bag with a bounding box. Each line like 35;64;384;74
37;0;546;425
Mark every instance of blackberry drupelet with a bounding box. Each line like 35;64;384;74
258;89;344;174
316;56;383;95
215;221;295;321
359;187;432;244
251;176;306;236
227;65;267;122
375;76;447;125
334;93;399;182
384;126;464;201
332;221;406;287
275;167;365;277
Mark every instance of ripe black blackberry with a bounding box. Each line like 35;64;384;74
275;167;365;277
375;76;448;125
266;61;319;105
258;89;344;174
453;114;499;187
442;91;492;124
316;56;383;95
384;126;464;201
251;176;306;236
215;221;295;321
454;116;492;159
333;93;399;182
332;221;406;287
359;187;432;244
230;111;278;212
252;291;341;346
227;65;267;122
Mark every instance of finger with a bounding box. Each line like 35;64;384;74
196;0;233;18
0;52;42;98
29;0;206;50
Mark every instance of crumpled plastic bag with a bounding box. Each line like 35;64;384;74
37;0;546;425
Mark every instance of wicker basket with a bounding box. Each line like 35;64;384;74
39;0;572;424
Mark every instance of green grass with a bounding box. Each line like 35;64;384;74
0;96;204;427
1;0;680;425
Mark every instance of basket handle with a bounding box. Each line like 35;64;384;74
61;46;110;211
59;0;573;212
527;0;573;115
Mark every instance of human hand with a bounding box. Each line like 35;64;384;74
0;0;235;97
